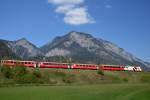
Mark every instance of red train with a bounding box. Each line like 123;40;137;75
0;60;142;72
38;62;69;69
1;60;36;68
100;65;124;71
71;64;98;70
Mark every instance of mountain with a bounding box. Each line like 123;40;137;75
41;31;150;70
0;39;18;59
0;31;149;70
3;38;43;58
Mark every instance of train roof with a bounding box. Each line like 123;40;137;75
40;61;69;64
73;63;97;65
1;60;36;62
100;64;122;66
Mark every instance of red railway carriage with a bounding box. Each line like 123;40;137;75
1;60;36;68
71;64;98;70
38;62;70;69
100;65;124;71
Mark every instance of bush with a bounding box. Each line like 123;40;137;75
33;69;42;78
1;66;13;79
97;70;104;76
20;74;37;83
122;78;128;83
12;66;27;77
62;74;76;84
97;70;104;80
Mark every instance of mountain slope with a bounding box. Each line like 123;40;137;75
0;40;18;59
0;31;149;70
3;38;43;58
41;31;149;70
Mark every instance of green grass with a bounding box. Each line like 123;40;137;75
0;84;149;100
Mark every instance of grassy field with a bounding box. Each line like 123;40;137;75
0;84;150;100
0;68;150;100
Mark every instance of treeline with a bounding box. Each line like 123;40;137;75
0;65;150;87
0;65;83;86
0;66;42;84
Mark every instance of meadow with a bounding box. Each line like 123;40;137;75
0;84;150;100
0;66;150;100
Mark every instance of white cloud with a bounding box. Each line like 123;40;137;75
64;7;95;25
48;0;95;25
55;4;75;13
48;0;84;5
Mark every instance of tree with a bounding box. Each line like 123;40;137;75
12;66;28;83
1;66;13;79
97;70;104;80
13;66;27;77
33;68;42;78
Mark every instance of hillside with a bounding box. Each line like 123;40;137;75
41;31;150;70
0;31;150;70
6;38;43;58
0;67;150;100
0;40;18;60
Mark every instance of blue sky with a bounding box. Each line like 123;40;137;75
0;0;150;62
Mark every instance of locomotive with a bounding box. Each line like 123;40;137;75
0;60;142;72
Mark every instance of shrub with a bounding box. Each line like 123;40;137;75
1;66;13;79
33;69;42;78
122;78;128;83
97;70;104;76
20;74;37;83
12;66;27;77
62;74;76;84
97;70;104;80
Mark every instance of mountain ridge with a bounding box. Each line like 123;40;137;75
0;31;149;71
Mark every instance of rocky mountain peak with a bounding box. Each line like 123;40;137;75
1;31;149;70
68;31;92;39
5;38;43;58
62;31;98;48
17;38;27;41
40;31;150;70
15;38;28;43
